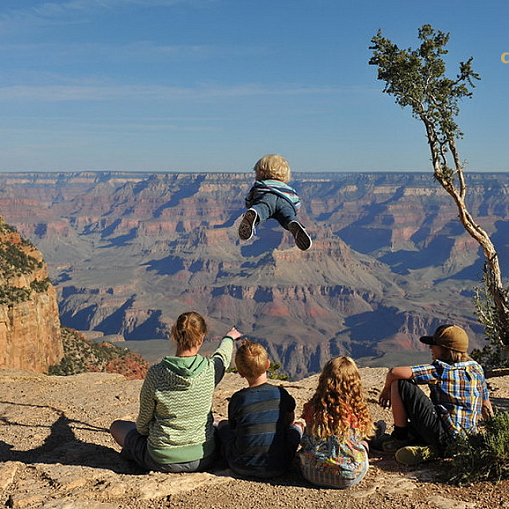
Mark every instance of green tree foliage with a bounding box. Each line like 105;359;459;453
370;25;478;146
471;275;509;369
226;361;289;381
0;217;48;305
369;25;509;350
267;361;290;381
0;287;31;305
0;242;43;278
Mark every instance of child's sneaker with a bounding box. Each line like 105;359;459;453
395;445;439;466
287;221;312;251
238;209;258;241
369;433;413;453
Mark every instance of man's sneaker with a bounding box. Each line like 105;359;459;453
369;433;413;453
395;445;439;466
287;221;312;251
238;209;258;241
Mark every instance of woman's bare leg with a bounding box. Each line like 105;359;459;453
110;420;136;447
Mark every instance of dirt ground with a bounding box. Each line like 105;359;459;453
1;366;509;508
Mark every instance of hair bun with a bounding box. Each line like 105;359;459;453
172;311;208;351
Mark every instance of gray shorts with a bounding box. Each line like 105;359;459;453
122;429;215;473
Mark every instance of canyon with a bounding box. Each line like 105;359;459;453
1;171;508;378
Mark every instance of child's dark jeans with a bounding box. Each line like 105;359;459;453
246;191;297;229
398;379;449;450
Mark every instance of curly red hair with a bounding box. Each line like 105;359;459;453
304;356;374;440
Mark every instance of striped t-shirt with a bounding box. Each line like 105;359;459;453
227;382;296;474
245;180;302;212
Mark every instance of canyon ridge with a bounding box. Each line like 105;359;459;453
1;171;509;378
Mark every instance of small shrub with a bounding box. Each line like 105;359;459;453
31;277;51;293
267;361;289;381
48;327;149;380
0;286;32;305
0;243;41;276
446;410;509;486
471;275;509;370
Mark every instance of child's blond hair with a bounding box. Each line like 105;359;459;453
171;311;208;351
253;154;291;183
304;356;374;440
435;346;472;364
235;339;269;378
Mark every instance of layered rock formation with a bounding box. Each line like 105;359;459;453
1;171;508;377
0;216;62;372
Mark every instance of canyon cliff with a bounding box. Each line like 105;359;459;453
1;171;508;378
0;215;63;372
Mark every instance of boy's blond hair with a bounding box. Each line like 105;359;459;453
253;154;291;183
235;339;269;379
435;345;472;364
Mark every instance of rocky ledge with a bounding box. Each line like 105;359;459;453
1;367;509;509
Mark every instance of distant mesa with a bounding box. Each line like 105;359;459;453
1;171;508;378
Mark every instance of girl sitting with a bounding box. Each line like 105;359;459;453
299;356;374;488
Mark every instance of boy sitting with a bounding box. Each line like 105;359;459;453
217;340;303;478
238;154;312;251
371;324;493;465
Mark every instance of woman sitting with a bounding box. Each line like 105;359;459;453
110;311;241;472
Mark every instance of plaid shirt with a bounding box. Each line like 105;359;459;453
411;360;489;435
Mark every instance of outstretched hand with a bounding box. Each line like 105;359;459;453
226;326;244;341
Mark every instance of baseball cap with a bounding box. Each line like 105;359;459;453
419;324;469;353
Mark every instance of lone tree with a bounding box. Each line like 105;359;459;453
369;24;509;357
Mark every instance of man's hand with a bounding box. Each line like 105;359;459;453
481;400;494;420
378;366;413;409
379;386;392;409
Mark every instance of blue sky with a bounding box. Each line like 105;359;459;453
0;0;508;173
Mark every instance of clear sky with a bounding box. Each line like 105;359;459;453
0;0;508;173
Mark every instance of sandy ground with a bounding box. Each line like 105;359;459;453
1;367;509;508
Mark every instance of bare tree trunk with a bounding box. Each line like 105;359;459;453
424;119;509;345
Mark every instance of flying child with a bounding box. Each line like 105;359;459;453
238;154;312;251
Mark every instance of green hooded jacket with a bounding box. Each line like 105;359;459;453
136;336;234;464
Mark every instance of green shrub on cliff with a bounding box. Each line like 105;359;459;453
0;242;42;278
48;327;149;380
0;217;48;306
30;277;51;293
0;279;51;305
0;286;32;305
